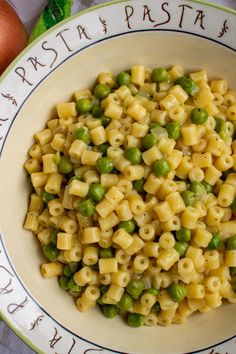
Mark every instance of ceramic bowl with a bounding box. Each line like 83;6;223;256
0;1;236;353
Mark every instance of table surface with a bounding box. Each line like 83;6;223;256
1;0;236;353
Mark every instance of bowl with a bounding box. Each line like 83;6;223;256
0;1;236;353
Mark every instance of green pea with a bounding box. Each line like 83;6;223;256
168;283;187;302
142;133;157;150
78;199;95;217
118;292;133;310
125;147;142;165
190;108;208;124
149;122;161;131
91;104;103;117
116;71;131;87
176;228;191;242
230;267;236;276
100;247;113;259
152;158;171;177
94;84;111;100
126;279;144;299
50;230;58;245
190;182;206;198
96;157;113;174
151;68;168;83
58;156;74;174
231;198;236;213
67;277;82;293
97;143;110;156
132;179;145;193
127;313;144;327
181;190;197;206
42;190;57;204
207;233;223;250
102;304;119;319
165;122;181;140
64;264;73;277
100;115;111;127
43;243;59;262
219;130;227;141
226;236;236;250
146;288;160;296
100;284;109;294
75;127;91;145
76;98;93;114
215;117;226;133
175;76;198;95
97;295;104;306
174;241;188;258
201;180;212;194
88;183;105;203
59;275;69;291
119;220;136;234
151;302;161;313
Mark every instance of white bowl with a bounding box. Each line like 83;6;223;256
0;1;236;353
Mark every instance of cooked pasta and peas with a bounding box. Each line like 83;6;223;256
24;64;236;327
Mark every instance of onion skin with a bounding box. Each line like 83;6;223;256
0;0;27;74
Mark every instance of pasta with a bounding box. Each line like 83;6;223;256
24;65;236;328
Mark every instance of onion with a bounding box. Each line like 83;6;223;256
0;0;27;74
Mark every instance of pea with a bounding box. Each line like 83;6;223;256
96;157;113;174
207;233;223;250
231;198;236;213
127;313;144;327
94;84;111;100
175;76;197;95
91;104;103;117
126;279;144;299
219;130;227;141
76;98;93;114
100;247;113;259
151;302;161;313
43;243;59;262
75;127;91;145
190;108;208;124
146;288;160;296
97;295;104;306
215;117;226;133
50;230;58;245
142;133;157;150
67;278;82;293
78;199;95;217
125;147;142;165
42;190;57;204
118;293;133;310
100;115;111;127
226;236;236;250
88;183;105;203
100;284;109;294
168;283;186;302
165;122;181;140
119;220;136;234
102;304;119;319
151;68;168;83
59;275;69;291
181;190;197;206
64;264;73;277
201;180;212;194
152;158;171;177
116;71;131;87
175;241;188;258
176;228;191;242
58;156;74;174
149;122;161;131
132;179;145;193
97;143;110;156
190;182;206;198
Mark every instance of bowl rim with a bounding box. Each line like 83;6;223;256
0;0;236;354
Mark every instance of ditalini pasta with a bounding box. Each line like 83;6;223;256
24;65;236;327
